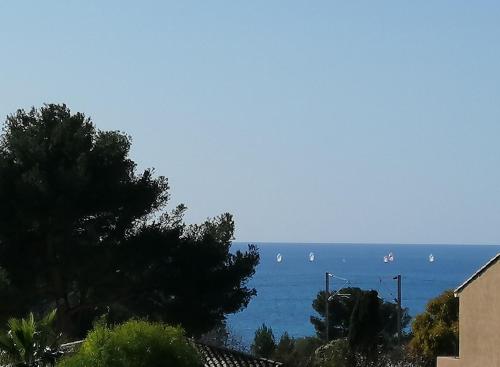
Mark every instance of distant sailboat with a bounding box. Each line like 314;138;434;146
309;252;315;262
276;253;283;263
429;254;435;263
388;252;394;262
383;255;389;263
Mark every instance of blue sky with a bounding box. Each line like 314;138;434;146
1;1;499;244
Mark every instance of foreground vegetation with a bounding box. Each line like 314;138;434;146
0;274;459;367
57;320;199;367
250;289;458;367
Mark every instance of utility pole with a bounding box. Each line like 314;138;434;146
325;272;330;343
393;274;402;343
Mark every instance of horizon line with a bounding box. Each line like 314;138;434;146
233;241;500;246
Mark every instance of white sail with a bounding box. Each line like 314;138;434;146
429;254;435;262
276;253;282;263
309;252;315;262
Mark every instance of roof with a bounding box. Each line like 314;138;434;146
454;253;500;295
59;340;282;367
195;343;283;367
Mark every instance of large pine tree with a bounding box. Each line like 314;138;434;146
0;104;259;337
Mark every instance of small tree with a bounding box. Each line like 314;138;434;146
251;324;276;358
409;290;458;367
198;320;246;352
0;309;59;367
274;332;295;364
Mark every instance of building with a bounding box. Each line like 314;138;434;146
437;253;500;367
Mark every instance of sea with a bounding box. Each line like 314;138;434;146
226;243;500;346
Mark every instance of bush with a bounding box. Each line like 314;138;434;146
313;339;353;367
57;320;200;367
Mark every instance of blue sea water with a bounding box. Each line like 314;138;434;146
227;243;500;346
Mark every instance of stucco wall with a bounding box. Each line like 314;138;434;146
436;356;460;367
454;261;500;367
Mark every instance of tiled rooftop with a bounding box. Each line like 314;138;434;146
58;340;283;367
195;343;283;367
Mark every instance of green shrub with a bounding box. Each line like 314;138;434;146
57;320;200;367
313;339;352;367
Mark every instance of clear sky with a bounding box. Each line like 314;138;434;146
1;1;499;244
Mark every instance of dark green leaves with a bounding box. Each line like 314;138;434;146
0;104;259;338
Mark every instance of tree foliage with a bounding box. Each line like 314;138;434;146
409;290;459;367
273;336;323;367
0;309;59;367
0;104;259;337
313;341;421;367
313;339;353;367
251;324;276;358
348;290;381;361
56;320;200;367
311;287;410;344
274;332;295;364
197;320;246;352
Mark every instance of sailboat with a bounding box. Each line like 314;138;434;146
429;254;435;263
388;252;394;262
309;252;315;262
